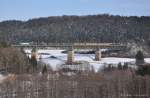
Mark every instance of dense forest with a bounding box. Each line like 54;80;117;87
0;14;150;45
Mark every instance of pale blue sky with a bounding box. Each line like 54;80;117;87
0;0;150;21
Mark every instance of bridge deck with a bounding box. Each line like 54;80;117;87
12;43;127;49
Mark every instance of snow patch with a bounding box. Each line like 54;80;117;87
0;74;7;83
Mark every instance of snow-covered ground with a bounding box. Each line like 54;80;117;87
0;74;7;83
24;49;150;71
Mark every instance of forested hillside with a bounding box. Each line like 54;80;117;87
0;14;150;45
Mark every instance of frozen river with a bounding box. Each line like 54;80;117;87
25;49;150;71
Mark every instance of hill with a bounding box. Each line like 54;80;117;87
0;14;150;46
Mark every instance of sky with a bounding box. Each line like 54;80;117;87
0;0;150;21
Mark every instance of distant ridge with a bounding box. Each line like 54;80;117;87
0;14;150;47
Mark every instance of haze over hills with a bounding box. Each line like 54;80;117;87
0;14;150;48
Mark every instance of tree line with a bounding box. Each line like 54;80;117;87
0;69;150;98
0;14;150;46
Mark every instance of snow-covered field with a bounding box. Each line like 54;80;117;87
25;49;150;71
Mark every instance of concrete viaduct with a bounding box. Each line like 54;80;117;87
12;43;127;64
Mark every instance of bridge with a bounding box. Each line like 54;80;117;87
12;43;127;64
12;43;126;49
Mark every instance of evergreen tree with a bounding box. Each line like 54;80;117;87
136;65;150;76
117;62;123;70
123;63;128;70
135;50;144;65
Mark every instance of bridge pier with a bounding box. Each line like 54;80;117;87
95;49;101;61
67;49;74;64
